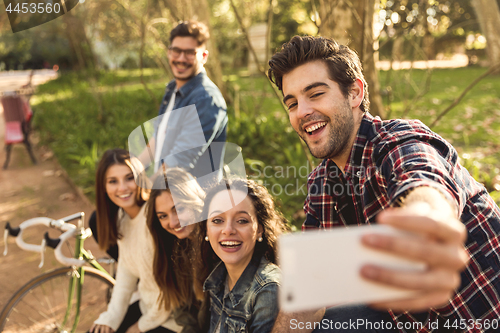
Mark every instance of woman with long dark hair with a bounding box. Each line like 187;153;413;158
146;168;206;333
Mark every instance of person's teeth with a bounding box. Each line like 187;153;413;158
221;241;242;246
174;227;183;232
118;194;131;198
306;122;326;133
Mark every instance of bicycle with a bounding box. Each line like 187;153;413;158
1;212;115;333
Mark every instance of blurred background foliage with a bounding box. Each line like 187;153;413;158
1;0;499;228
2;0;496;71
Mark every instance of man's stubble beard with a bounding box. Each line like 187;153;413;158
172;61;196;82
303;100;355;160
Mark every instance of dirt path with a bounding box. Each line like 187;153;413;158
0;71;107;311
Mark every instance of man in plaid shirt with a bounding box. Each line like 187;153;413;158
268;36;500;332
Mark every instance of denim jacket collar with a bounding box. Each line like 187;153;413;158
204;255;261;307
165;69;208;98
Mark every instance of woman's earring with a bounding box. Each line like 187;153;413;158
258;236;263;242
205;236;209;241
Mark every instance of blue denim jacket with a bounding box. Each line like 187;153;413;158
204;256;280;333
157;70;228;186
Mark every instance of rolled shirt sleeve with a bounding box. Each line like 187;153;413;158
378;139;467;215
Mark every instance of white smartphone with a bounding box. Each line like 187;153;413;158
278;224;426;312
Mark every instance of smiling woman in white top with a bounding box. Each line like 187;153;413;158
90;148;181;333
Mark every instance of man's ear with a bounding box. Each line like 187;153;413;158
201;50;209;64
350;78;364;109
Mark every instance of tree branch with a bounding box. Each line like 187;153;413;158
401;38;433;118
229;0;315;170
431;63;500;127
228;0;264;74
310;0;321;31
139;22;159;108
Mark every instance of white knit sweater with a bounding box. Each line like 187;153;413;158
93;204;182;332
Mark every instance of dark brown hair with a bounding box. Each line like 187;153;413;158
147;168;205;310
170;20;210;46
193;178;290;299
268;35;370;112
95;148;145;252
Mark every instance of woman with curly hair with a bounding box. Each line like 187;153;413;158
194;178;290;333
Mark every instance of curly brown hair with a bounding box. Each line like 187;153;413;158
268;35;370;113
169;20;210;46
147;168;205;311
193;178;290;299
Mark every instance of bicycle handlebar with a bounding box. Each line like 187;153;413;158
3;213;88;267
5;222;20;237
44;232;61;248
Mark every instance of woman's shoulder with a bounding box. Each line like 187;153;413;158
254;257;281;287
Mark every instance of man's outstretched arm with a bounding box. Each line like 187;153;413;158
271;308;325;333
271;186;468;333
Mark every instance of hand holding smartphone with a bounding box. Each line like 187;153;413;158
278;225;426;312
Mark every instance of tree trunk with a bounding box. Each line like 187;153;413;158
63;10;96;71
471;0;500;69
192;0;227;99
317;0;385;118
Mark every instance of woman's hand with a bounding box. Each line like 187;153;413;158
125;322;142;333
90;324;115;333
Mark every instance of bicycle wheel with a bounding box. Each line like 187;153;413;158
0;266;115;333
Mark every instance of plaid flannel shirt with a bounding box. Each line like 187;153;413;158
303;113;500;332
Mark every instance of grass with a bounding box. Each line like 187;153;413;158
379;66;500;198
31;67;500;229
32;70;166;197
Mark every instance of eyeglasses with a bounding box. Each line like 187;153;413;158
168;46;199;59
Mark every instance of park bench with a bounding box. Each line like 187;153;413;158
1;89;37;169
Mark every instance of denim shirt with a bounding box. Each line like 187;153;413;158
156;70;228;186
204;256;281;333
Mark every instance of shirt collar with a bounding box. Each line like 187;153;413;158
343;112;375;177
204;255;261;305
319;112;376;182
166;69;207;97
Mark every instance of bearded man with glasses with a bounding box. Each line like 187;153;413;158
142;20;227;189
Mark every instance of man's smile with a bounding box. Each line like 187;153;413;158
172;61;192;70
304;121;327;135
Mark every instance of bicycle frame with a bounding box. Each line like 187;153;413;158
3;212;114;333
63;227;110;333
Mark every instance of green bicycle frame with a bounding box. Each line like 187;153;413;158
60;228;109;333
